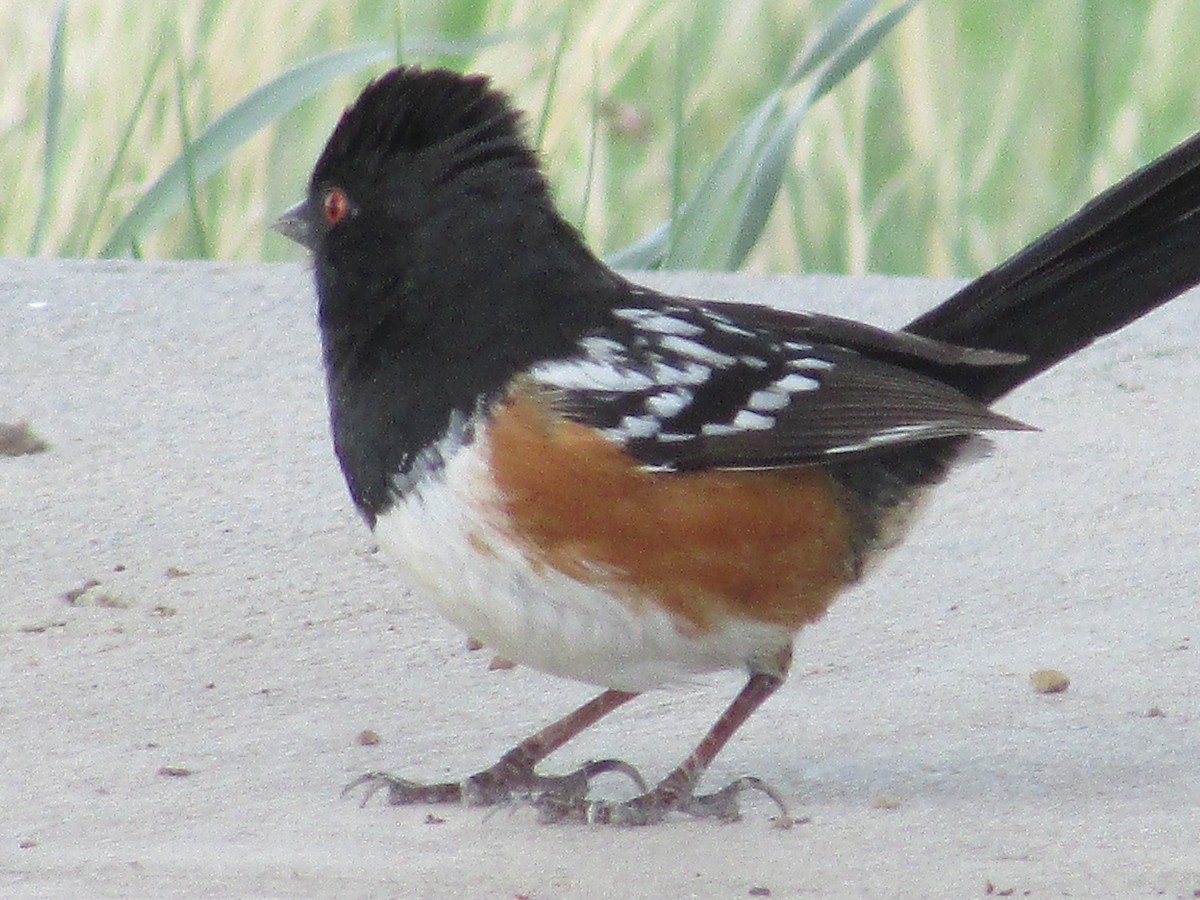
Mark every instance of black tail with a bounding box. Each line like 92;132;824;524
905;131;1200;404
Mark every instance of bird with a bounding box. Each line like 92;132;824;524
274;65;1200;826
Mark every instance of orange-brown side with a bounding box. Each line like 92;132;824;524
483;389;860;635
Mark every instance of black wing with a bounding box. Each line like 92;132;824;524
525;289;1031;472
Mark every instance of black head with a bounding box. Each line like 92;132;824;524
274;67;618;521
276;65;619;355
276;68;544;250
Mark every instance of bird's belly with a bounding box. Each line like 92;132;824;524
372;443;795;693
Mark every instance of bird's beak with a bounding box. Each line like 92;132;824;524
272;200;316;250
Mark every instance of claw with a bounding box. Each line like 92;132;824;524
575;758;650;793
682;776;789;822
341;771;462;807
341;756;648;812
340;771;404;807
536;774;790;826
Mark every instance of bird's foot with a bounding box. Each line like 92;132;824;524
342;753;647;809
535;774;788;826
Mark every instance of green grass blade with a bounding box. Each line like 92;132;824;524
404;29;535;58
100;31;521;257
391;5;404;65
725;96;817;268
97;31;520;256
611;0;916;271
534;11;571;149
666;13;689;261
727;0;919;267
28;0;68;256
666;88;794;269
100;43;395;256
70;43;166;255
809;0;918;102
578;54;600;230
609;87;787;268
173;46;209;257
662;93;785;267
606;222;671;269
788;0;884;85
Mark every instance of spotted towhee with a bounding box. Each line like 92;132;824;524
274;66;1200;825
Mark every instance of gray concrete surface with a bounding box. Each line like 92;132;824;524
3;258;1199;898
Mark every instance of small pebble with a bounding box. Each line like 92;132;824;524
1030;669;1070;694
0;421;48;456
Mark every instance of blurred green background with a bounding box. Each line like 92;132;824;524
4;0;1198;275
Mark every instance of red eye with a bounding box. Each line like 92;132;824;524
323;189;352;226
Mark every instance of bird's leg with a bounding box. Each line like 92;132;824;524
343;688;643;808
537;671;788;826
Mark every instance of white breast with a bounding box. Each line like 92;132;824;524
371;428;794;693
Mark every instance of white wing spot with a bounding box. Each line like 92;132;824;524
658;335;738;368
775;372;820;392
732;410;775;431
789;356;835;372
530;358;654;392
645;388;693;418
708;317;757;338
578;335;628;359
650;360;712;386
614;414;662;439
746;388;791;412
614;307;706;337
